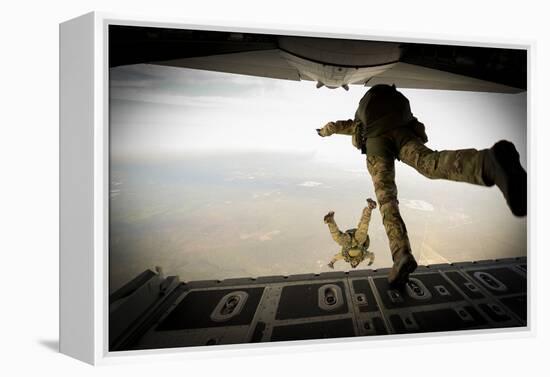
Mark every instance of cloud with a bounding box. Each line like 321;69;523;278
225;171;257;182
259;230;281;241
252;191;280;199
239;230;281;242
298;181;323;187
110;64;287;105
402;199;434;212
110;188;121;198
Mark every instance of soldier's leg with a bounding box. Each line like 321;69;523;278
367;156;417;287
398;137;487;185
324;213;351;246
399;138;527;216
365;251;375;266
328;252;345;269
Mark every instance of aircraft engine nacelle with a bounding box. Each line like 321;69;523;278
278;37;402;89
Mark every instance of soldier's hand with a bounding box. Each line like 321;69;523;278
318;122;335;137
367;198;377;210
328;261;334;269
324;211;335;223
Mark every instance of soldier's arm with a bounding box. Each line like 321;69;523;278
355;199;377;244
318;119;355;137
326;217;351;246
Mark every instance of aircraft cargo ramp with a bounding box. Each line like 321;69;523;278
110;257;527;351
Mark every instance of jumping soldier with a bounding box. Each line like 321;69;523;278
317;84;527;288
325;198;377;270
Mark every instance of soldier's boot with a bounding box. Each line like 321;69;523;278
387;249;418;289
483;140;527;217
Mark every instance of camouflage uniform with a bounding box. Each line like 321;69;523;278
318;84;521;286
326;205;376;269
366;127;488;259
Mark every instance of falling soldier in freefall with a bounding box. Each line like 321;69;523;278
317;84;527;288
325;198;377;270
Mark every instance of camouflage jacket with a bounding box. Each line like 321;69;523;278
320;85;428;158
319;117;427;158
354;84;415;138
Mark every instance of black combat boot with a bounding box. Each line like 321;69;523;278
483;140;527;217
388;249;418;289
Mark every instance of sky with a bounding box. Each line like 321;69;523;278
109;63;527;292
110;64;527;165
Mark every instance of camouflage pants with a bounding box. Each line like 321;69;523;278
367;135;488;258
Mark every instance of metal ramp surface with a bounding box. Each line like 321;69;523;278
110;257;527;351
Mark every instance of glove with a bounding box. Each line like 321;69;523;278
317;122;335;137
324;211;335;223
366;198;377;210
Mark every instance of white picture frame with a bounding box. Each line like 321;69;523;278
59;11;534;365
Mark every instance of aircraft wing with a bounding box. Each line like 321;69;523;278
365;62;522;93
110;26;526;93
155;49;303;82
